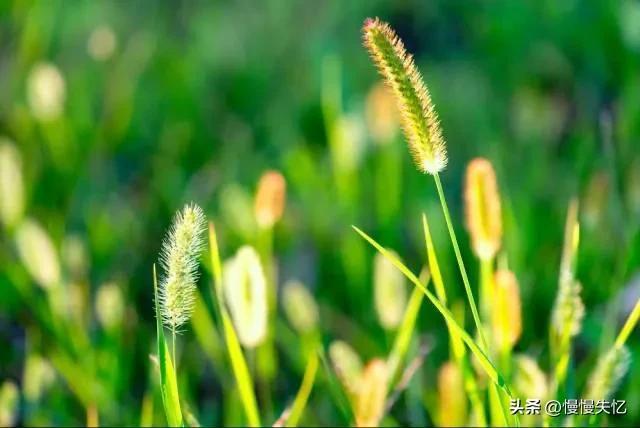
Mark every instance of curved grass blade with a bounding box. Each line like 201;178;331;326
286;351;319;427
352;226;511;396
208;223;261;427
153;264;183;427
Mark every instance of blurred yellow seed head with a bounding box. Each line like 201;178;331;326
27;62;66;122
464;158;502;260
362;18;447;174
437;361;467;427
223;246;267;348
512;354;548;402
355;358;388;428
329;340;363;398
282;280;319;334
96;281;125;331
23;354;56;403
0;139;24;229
254;170;286;229
0;381;19;427
373;250;407;330
15;219;61;289
492;269;522;349
88;25;117;61
365;82;399;144
158;203;206;331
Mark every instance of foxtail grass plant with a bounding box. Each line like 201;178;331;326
373;250;408;330
154;203;206;426
362;17;515;426
550;199;584;399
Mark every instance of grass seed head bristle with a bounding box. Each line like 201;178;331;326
464;158;502;260
158;203;206;331
328;340;363;399
492;269;522;349
282;280;319;334
373;250;407;330
437;361;467;427
15;218;61;289
355;358;388;428
584;346;631;401
362;17;447;174
254;170;286;229
0;139;25;229
223;245;267;348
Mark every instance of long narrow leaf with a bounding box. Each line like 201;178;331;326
352;226;512;396
286;352;319;427
153;264;183;427
208;222;261;427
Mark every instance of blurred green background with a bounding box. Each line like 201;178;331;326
1;0;640;426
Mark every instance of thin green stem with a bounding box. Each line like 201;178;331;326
172;326;177;381
433;173;488;352
615;297;640;349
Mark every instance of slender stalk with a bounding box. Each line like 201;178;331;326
433;173;488;351
172;327;177;381
433;174;516;426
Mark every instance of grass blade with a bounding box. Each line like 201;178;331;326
352;225;511;396
153;264;183;427
286;351;319;427
208;223;261;427
318;347;355;424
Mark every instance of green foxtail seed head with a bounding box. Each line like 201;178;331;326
373;250;407;330
223;245;267;348
158;203;206;331
282;279;319;334
15;218;61;289
584;346;631;401
329;340;363;400
0;139;24;229
551;278;585;340
27;62;66;122
362;17;447;174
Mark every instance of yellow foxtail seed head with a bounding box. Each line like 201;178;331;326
329;340;363;399
584;346;630;401
464;158;502;260
223;246;267;348
437;361;467;427
492;269;522;349
15;219;61;289
0;139;24;229
355;359;388;428
512;355;548;401
373;250;407;330
362;17;447;174
254;170;286;228
282;279;319;334
158;203;206;331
